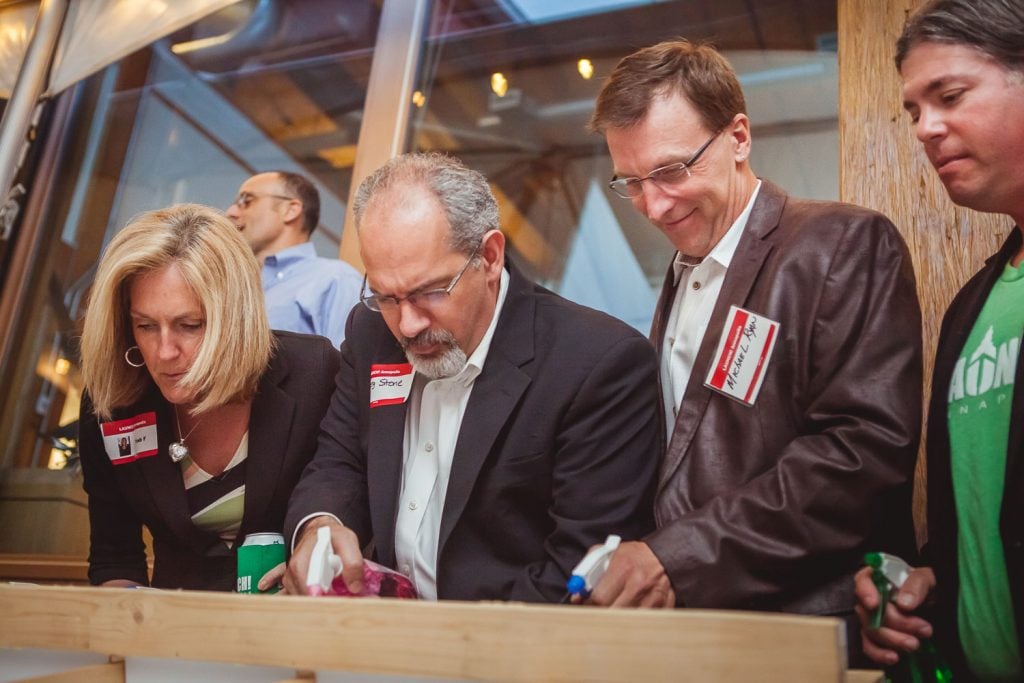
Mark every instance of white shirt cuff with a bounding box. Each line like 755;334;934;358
291;512;343;551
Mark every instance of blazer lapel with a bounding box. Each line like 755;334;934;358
239;348;296;540
1007;239;1024;526
366;342;411;568
932;235;1015;415
961;231;1024;495
437;264;534;558
658;181;783;490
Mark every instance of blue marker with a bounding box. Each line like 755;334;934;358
566;535;621;599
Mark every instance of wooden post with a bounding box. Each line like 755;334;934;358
838;0;1013;542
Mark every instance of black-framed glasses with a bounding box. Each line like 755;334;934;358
231;191;296;209
360;247;480;313
608;129;721;199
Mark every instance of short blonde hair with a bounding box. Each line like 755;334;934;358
80;204;273;419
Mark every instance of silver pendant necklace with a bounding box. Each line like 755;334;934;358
170;405;201;463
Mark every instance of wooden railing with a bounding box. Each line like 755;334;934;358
0;554;89;584
0;583;882;682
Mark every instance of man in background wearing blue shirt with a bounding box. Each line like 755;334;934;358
227;171;362;348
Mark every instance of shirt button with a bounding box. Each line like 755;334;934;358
276;272;284;280
692;280;701;290
424;442;434;452
401;564;411;574
408;500;417;511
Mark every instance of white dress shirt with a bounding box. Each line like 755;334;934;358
662;181;761;439
393;268;510;599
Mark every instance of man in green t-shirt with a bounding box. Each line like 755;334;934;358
855;0;1024;679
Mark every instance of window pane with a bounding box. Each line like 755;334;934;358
411;0;838;332
0;1;380;483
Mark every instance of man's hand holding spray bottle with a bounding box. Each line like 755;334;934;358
303;527;624;601
305;525;417;598
863;552;952;682
302;528;628;602
564;534;621;602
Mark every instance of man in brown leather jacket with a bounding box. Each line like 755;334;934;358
586;40;922;634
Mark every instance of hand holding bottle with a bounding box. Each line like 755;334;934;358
855;553;951;681
854;557;936;664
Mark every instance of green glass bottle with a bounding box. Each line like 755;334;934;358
864;552;954;683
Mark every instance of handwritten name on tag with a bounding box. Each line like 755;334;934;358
370;363;414;407
705;306;780;406
100;411;159;464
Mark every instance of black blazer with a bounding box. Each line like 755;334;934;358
80;332;340;590
285;262;660;602
926;228;1024;675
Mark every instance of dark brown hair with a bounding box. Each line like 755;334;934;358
274;170;320;234
895;0;1024;73
590;39;746;135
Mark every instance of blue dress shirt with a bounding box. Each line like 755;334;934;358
262;242;362;348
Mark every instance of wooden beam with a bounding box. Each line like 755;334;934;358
0;554;89;583
838;0;1013;544
846;671;885;683
273;673;315;683
0;584;846;682
339;0;430;269
11;660;124;683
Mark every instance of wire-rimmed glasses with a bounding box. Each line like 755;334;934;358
608;129;721;199
360;246;480;313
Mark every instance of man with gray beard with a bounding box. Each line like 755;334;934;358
282;152;660;601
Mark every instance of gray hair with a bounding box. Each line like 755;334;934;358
896;0;1024;74
352;152;499;255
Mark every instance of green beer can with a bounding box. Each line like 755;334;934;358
236;532;285;594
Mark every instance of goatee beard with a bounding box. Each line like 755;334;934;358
401;328;466;379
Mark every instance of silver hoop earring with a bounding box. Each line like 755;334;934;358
124;345;145;368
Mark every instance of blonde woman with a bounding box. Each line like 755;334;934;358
79;204;339;591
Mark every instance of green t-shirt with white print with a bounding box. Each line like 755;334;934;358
947;260;1024;680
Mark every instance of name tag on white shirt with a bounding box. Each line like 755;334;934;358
370;363;414;407
100;411;159;465
704;305;780;406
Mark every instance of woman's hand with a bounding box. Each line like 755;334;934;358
257;561;287;593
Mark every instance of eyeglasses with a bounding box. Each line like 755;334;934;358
231;191;296;209
608;129;721;199
360;247;480;313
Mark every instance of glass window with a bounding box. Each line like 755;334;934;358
410;0;838;332
0;0;841;561
0;1;382;481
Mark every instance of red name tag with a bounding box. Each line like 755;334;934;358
370;363;414;407
705;305;780;406
100;411;159;464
